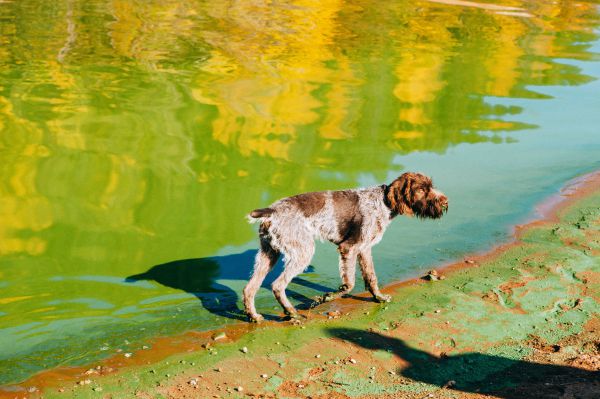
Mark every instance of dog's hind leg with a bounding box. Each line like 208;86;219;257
358;247;391;303
243;224;280;323
271;242;315;318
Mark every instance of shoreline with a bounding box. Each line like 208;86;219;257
2;169;600;397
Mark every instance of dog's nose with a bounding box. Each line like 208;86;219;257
440;195;448;209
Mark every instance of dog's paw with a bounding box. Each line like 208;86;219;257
248;314;264;323
374;294;392;303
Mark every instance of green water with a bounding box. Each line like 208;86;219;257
1;0;600;385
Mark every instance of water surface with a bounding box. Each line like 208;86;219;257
1;0;600;384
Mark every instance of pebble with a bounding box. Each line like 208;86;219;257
261;374;268;378
315;354;321;358
424;270;443;281
235;386;244;392
388;370;396;375
189;378;198;386
435;309;441;314
124;353;132;358
213;332;227;341
27;387;37;393
241;346;248;353
142;345;149;350
58;388;65;393
93;387;103;392
216;367;223;372
349;358;357;364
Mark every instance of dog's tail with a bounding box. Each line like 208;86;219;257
247;207;275;223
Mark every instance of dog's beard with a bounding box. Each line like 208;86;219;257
412;197;447;219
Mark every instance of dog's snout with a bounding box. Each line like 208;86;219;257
439;194;448;209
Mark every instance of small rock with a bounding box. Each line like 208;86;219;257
189;378;198;386
327;310;341;319
27;387;37;393
465;259;475;264
235;386;244;392
93;387;103;392
124;352;132;358
435;309;441;314
424;270;442;281
388;370;396;375
142;345;149;350
241;346;248;353
216;367;223;372
213;332;227;341
298;384;305;389
261;374;268;378
349;358;357;364
446;380;456;388
58;388;65;393
315;354;321;358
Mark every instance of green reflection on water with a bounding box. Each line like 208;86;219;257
0;0;599;385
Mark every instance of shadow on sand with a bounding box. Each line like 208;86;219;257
125;250;334;321
328;328;600;399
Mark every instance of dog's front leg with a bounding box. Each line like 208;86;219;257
358;248;391;303
321;244;357;303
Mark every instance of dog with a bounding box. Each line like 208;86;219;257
242;172;448;322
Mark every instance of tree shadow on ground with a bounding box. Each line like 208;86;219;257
328;328;600;399
125;250;334;321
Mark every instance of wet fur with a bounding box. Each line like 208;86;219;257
243;172;448;322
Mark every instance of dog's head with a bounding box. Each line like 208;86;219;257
386;172;448;219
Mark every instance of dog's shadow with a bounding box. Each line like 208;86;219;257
328;328;600;398
125;250;334;321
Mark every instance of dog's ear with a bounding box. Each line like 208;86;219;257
387;173;415;216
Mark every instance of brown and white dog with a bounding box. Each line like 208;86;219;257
243;172;448;322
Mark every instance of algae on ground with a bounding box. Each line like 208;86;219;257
42;191;600;399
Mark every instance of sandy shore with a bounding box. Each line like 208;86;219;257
3;171;600;399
